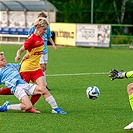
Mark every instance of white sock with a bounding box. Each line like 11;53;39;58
7;104;21;110
45;95;58;109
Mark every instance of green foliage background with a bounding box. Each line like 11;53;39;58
47;0;133;24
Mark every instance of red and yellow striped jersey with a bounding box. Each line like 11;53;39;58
20;34;44;72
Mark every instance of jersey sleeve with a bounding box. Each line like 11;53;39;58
24;36;33;51
28;26;35;36
47;26;52;38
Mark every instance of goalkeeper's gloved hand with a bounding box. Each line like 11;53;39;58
109;69;126;80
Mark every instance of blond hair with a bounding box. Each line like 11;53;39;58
0;52;4;55
38;11;47;18
34;17;49;28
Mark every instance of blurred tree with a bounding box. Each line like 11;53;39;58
47;0;133;24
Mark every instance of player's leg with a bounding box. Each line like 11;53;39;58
43;87;67;114
40;63;46;84
0;86;33;112
29;69;45;106
40;53;50;91
14;83;42;111
22;81;66;114
20;71;41;113
124;83;133;130
31;75;66;114
35;82;66;114
0;88;12;95
20;71;39;106
0;95;32;112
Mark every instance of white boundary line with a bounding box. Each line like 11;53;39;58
47;72;109;77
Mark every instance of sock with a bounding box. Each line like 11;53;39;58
30;94;41;105
7;104;21;110
45;95;58;109
129;94;133;110
0;88;12;95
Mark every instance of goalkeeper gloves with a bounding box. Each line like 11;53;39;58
109;69;126;80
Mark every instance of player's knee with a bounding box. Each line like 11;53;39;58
36;86;45;94
36;86;48;95
40;65;46;72
41;86;48;95
43;67;46;72
41;67;44;72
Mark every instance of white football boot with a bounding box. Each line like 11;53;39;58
124;122;133;130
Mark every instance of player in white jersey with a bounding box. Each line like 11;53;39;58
0;52;66;114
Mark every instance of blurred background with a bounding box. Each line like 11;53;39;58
0;0;133;47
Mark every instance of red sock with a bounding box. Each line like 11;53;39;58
30;94;41;105
0;88;12;95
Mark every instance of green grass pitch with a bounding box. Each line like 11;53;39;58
0;45;133;133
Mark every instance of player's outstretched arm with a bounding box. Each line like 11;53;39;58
48;38;57;51
15;46;25;62
109;69;126;80
20;54;30;64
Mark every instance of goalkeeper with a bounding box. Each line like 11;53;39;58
110;69;133;130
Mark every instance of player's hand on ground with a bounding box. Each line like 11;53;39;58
109;69;125;80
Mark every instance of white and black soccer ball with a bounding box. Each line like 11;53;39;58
86;86;100;100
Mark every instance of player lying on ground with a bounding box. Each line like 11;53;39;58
109;69;133;130
0;52;67;114
0;54;29;95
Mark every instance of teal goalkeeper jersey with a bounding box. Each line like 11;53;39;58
0;63;27;94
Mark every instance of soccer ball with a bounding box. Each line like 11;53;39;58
86;86;100;100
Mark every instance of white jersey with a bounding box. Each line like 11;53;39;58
0;63;27;94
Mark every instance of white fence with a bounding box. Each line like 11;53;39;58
0;34;28;45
